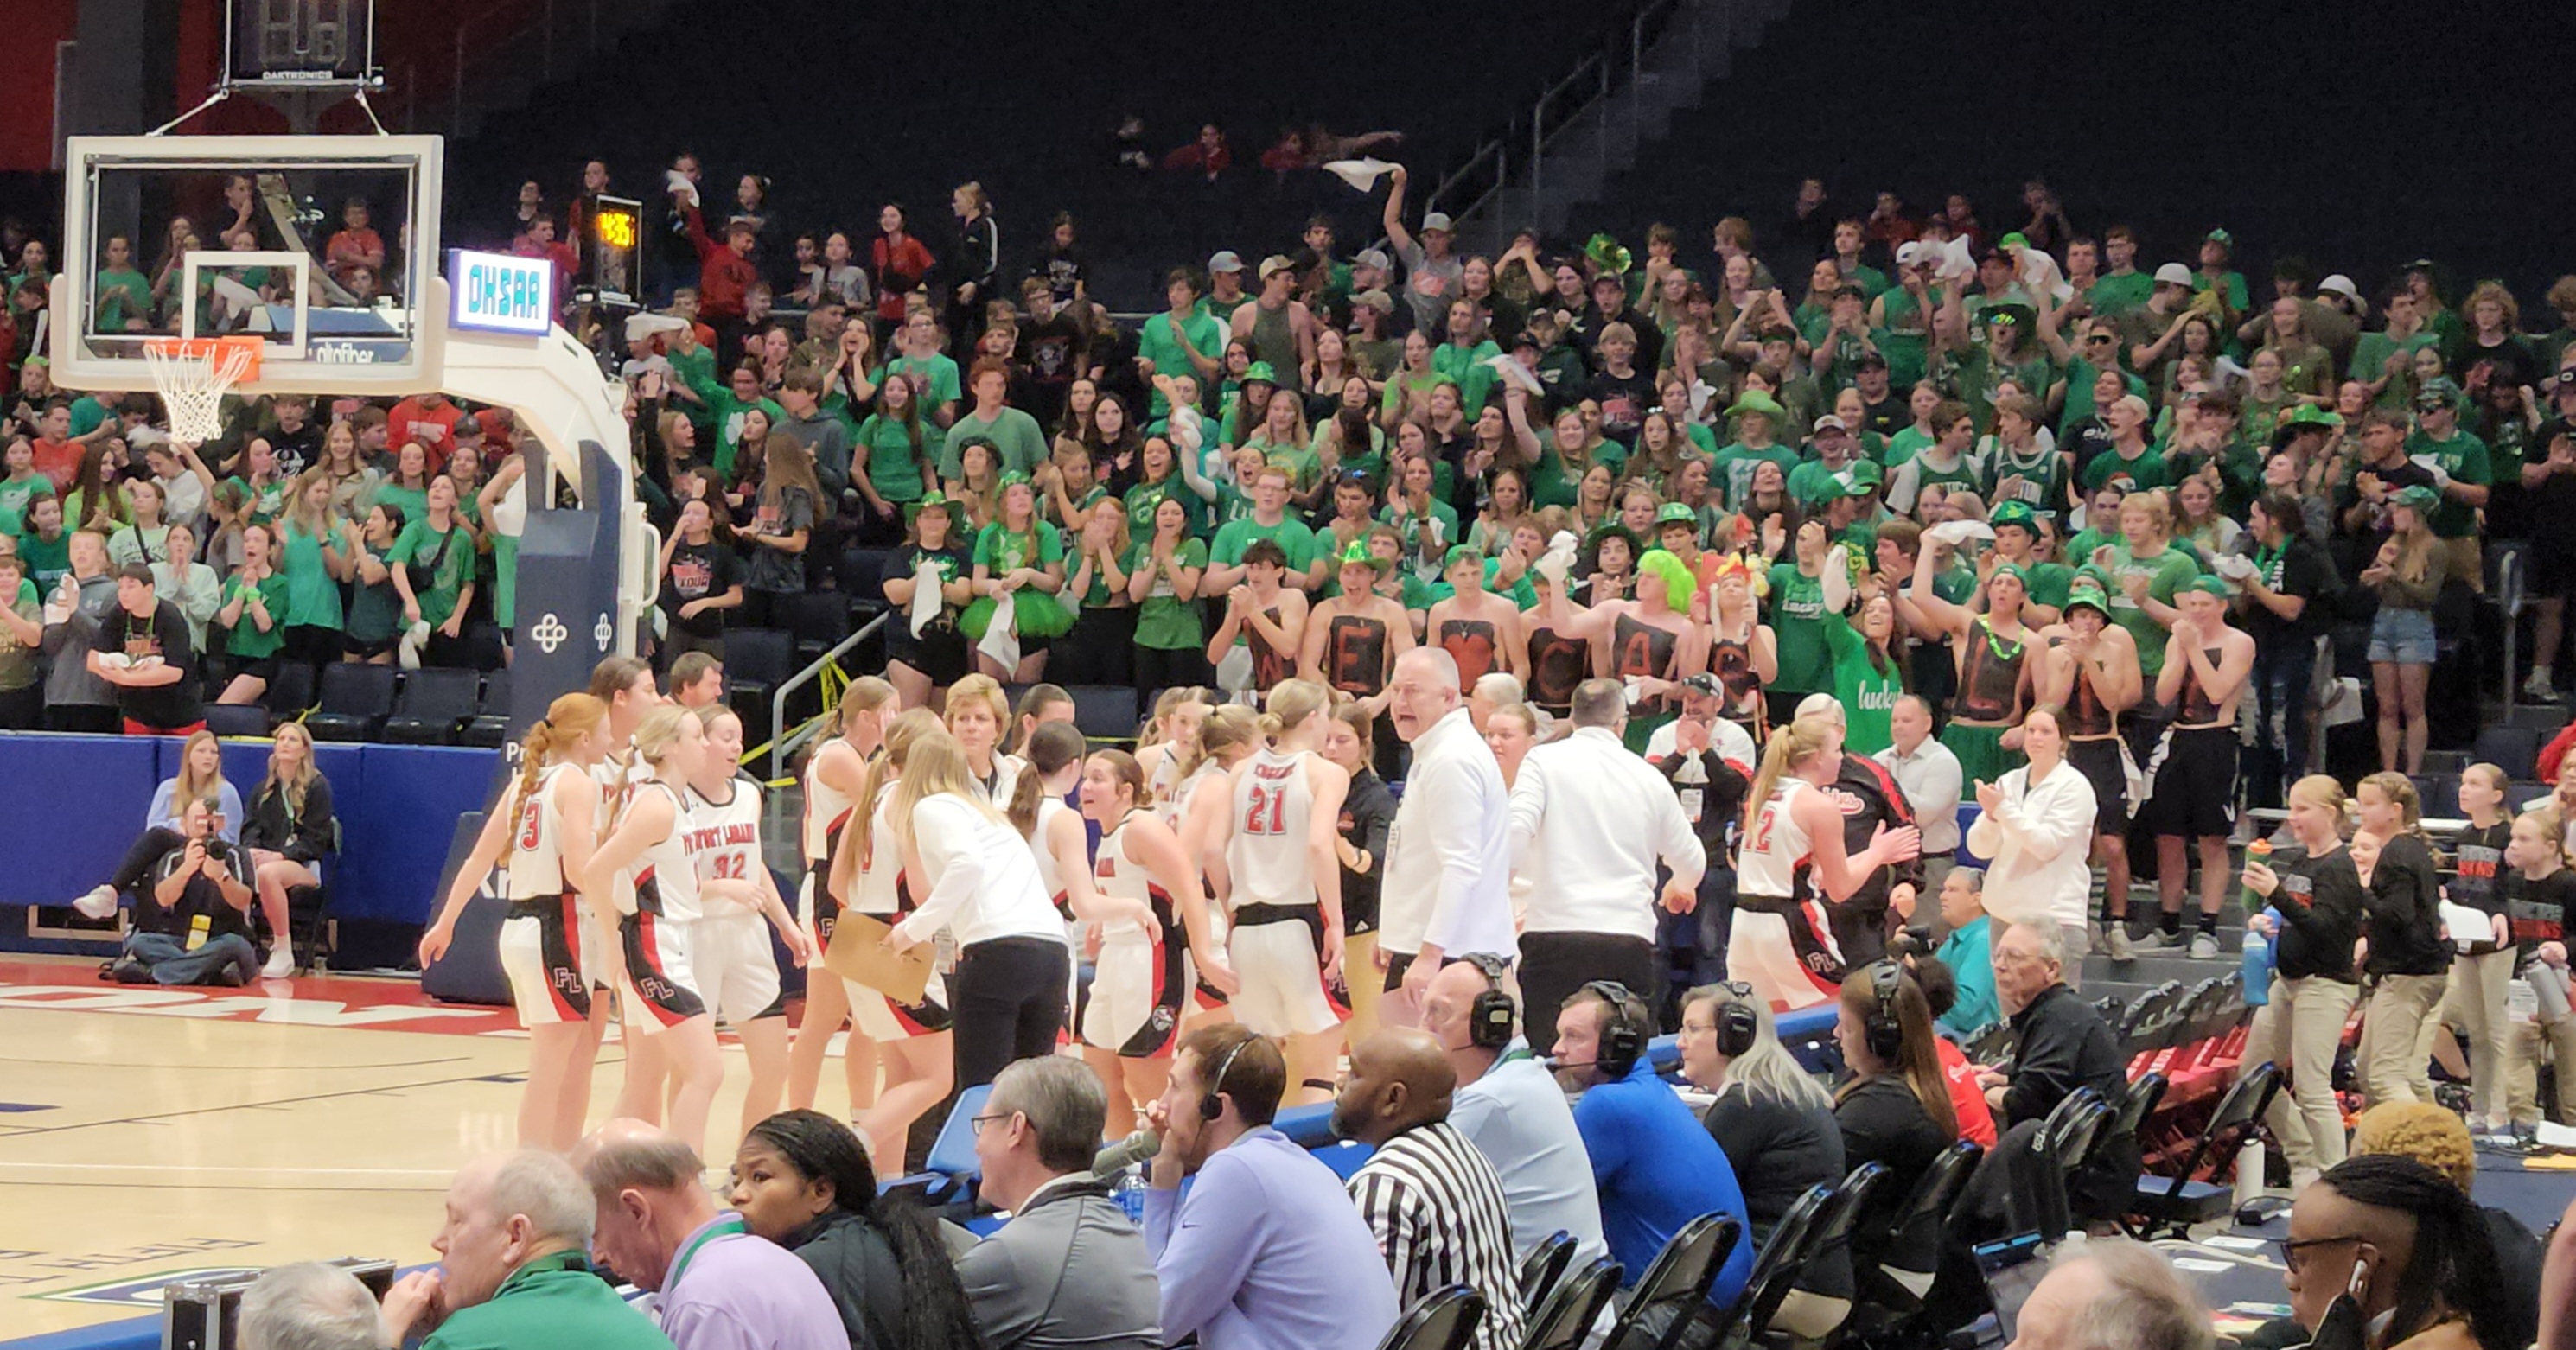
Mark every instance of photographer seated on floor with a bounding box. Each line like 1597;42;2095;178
106;793;261;986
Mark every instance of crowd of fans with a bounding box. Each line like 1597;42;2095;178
9;156;2576;1350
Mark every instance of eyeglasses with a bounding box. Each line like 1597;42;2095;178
968;1111;1019;1136
2275;1234;2365;1272
2086;334;2115;345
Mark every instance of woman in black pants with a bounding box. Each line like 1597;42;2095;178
883;729;1070;1088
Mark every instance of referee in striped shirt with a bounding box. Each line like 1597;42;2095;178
1332;1028;1528;1350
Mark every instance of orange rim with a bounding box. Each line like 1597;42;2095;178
143;334;265;382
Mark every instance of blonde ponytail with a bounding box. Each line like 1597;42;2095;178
1742;716;1835;844
515;693;609;811
855;708;942;872
1259;679;1332;742
1178;704;1261;783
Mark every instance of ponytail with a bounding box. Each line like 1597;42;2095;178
832;675;897;738
1177;704;1261;783
1742;716;1834;845
855;709;942;872
2360;770;2431;848
1259;678;1332;742
515;693;609;812
1009;721;1087;836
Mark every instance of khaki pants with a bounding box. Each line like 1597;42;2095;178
2434;950;2516;1124
2244;975;2361;1179
2509;1013;2576;1127
1344;932;1383;1046
2358;974;2446;1106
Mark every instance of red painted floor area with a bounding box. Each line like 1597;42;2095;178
0;956;521;1036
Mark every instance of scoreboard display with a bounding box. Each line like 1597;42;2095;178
583;195;641;305
227;0;379;88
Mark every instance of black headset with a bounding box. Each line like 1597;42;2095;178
1713;980;1760;1059
1584;980;1646;1079
1464;953;1518;1050
1199;1035;1252;1121
1863;961;1906;1063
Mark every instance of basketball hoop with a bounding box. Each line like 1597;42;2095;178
143;335;265;445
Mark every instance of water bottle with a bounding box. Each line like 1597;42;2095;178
1113;1168;1149;1225
2232;1137;2267;1209
2240;928;2273;1007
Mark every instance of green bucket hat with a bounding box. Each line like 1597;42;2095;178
1723;391;1786;421
1990;500;2038;533
1241;361;1280;388
2063;577;2112;619
1584;522;1644;557
1336;538;1387;574
1655;501;1699;528
2180;574;2232;598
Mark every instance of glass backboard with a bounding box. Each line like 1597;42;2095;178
48;134;443;397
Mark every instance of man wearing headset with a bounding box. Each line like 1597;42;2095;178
1424;958;1607;1264
1553;982;1754;1302
1142;1023;1400;1350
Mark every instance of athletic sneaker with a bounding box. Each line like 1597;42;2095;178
2525;668;2557;699
2137;928;2186;951
261;947;296;979
2188;932;2221;959
2105;924;2135;962
70;886;119;920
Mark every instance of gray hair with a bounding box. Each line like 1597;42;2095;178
2059;1239;2216;1350
1951;865;1985;893
2006;918;2068;972
1569;678;1627;729
488;1149;597;1250
238;1263;382;1350
992;1055;1109;1174
1471;672;1524;707
1396;646;1462;691
1685;983;1831;1114
580;1133;705;1198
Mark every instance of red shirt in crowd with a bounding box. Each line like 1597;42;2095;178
870;233;934;324
684;208;759;321
1935;1035;1999;1148
31;436;80;493
387;396;464;471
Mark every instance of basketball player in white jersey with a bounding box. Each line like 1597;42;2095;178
1137;686;1214;812
420;691;614;1152
684;705;813;1140
786;679;895;1115
579;705;724;1159
585;655;668;1119
1730;716;1922;1010
1173;705;1262;1024
826;708;958;1178
1208;680;1352;1104
1077;747;1227;1129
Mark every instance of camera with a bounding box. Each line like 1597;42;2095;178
1886;924;1934;960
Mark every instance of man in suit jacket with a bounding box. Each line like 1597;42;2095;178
960;1056;1161;1350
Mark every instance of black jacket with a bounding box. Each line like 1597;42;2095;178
242;776;336;864
2002;983;2140;1222
2364;832;2449;977
782;1209;909;1350
2271;844;2362;984
1829;753;1923;966
1337;770;1396;934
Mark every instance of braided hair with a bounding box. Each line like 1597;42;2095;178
743;1110;985;1350
2312;1154;2509;1350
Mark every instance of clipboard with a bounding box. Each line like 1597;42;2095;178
822;912;933;1005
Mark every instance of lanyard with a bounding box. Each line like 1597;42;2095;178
665;1217;746;1291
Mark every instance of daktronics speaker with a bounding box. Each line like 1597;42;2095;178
226;0;379;89
163;1258;397;1350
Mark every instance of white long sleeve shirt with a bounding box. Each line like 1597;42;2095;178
896;793;1068;948
1507;727;1706;942
1379;708;1516;960
1875;737;1964;856
1963;760;2098;929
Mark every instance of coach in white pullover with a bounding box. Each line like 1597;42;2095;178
1507;679;1706;1052
1380;648;1517;1021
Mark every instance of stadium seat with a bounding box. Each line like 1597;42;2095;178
305;664;399;742
265;660;316;719
381;668;482;744
204;703;272;738
779;589;851;662
1604;1211;1740;1350
460;667;513;748
2127;1060;2279;1239
723;628;797;771
1064;684;1147;740
2026;1089;2108;1239
2473;724;2543;776
1376;1287;1484;1350
1515;1231;1578;1315
1521;1258;1620;1350
879;1084;991;1213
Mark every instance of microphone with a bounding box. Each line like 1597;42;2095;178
1093;1128;1161;1177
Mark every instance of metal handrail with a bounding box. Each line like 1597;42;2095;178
769;608;889;776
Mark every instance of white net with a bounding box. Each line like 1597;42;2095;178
143;341;260;445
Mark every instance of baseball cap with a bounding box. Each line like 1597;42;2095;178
2180;574;2232;598
1813;415;1850;434
1854;351;1889;373
1421;212;1456;233
1655;502;1698;527
1351;290;1395;315
2153;263;2194;287
2318;274;2361;301
2414;377;2461;409
1208;251;1245;274
1257;254;1295;281
1355;247;1392;271
2390;484;2443;513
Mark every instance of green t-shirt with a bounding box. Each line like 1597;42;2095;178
279;519;345;629
851;414;930;502
1126;538;1208;650
1765;560;1830;694
18;529;70;591
874;353;963;412
95;266;153;332
2403;429;2491;538
1825;611;1903;757
373;482;430;529
2056;357;2146;435
1211;515;1321;575
1883;424;1934;468
1137;310;1224;417
937;405;1049;480
1710;442;1800;512
388;519;474;627
2078;443;2171;495
1431;340;1502;414
2348;330;2439;408
972;520;1063;578
2085;271;2156;320
68;395;118;439
1125;476;1208;541
2017;560;2075;611
221;569;291;659
0;474;53;538
2100;542;2202;680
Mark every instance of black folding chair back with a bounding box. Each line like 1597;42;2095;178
2029;1088;2109;1239
2128;1060;2280;1238
1515;1231;1578;1315
305;663;398;741
381;667;481;744
1521;1258;1620;1350
1603;1212;1743;1350
1375;1286;1484;1350
1869;1140;1983;1302
1736;1165;1884;1342
2104;1072;2168;1155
